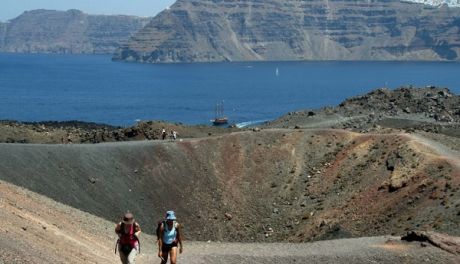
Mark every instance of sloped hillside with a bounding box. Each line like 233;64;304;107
266;87;460;138
2;181;458;263
0;129;458;243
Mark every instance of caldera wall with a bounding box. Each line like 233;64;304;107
0;129;458;242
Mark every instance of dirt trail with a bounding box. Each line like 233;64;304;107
1;179;458;263
139;238;460;264
406;133;460;168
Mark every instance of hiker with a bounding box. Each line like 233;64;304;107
115;212;141;264
162;128;167;140
158;211;183;264
172;130;177;141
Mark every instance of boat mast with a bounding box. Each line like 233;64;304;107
214;101;226;120
221;100;224;117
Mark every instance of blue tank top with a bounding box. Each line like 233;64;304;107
162;222;177;244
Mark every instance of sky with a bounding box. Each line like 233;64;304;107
0;0;177;22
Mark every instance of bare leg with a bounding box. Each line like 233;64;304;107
127;248;137;264
161;250;168;264
169;247;178;264
119;250;128;264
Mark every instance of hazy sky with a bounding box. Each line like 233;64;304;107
0;0;177;21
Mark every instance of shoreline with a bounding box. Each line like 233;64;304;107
1;86;459;144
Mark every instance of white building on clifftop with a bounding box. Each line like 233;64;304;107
403;0;460;7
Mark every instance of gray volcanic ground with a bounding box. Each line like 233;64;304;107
2;179;457;264
1;129;459;240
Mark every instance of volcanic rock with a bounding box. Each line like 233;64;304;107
402;231;460;255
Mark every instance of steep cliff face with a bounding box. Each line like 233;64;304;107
113;0;460;62
0;22;6;48
0;9;150;54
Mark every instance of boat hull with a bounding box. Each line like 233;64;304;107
213;118;228;126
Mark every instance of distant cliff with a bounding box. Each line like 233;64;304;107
113;0;460;63
0;9;150;54
0;22;6;48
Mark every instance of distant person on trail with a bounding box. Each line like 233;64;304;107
172;130;177;141
66;133;73;144
115;212;141;264
162;128;167;140
157;211;183;264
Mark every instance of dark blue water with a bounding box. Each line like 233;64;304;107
0;53;459;126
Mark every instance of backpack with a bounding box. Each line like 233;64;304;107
156;220;163;240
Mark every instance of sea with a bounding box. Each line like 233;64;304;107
0;53;459;127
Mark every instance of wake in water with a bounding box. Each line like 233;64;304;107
235;119;271;128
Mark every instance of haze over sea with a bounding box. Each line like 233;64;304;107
0;53;459;127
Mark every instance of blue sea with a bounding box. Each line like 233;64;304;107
0;53;459;127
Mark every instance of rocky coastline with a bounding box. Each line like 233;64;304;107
0;120;239;144
2;86;458;144
266;86;460;138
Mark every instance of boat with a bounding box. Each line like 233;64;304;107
212;101;228;126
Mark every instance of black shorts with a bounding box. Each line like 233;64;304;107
162;242;178;252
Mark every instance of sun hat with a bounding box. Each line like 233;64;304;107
122;212;135;225
165;210;176;220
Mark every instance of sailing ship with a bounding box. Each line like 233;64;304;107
212;101;228;126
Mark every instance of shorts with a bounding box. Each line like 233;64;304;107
162;241;178;252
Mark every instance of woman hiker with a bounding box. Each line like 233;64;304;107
115;212;141;264
157;210;183;264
